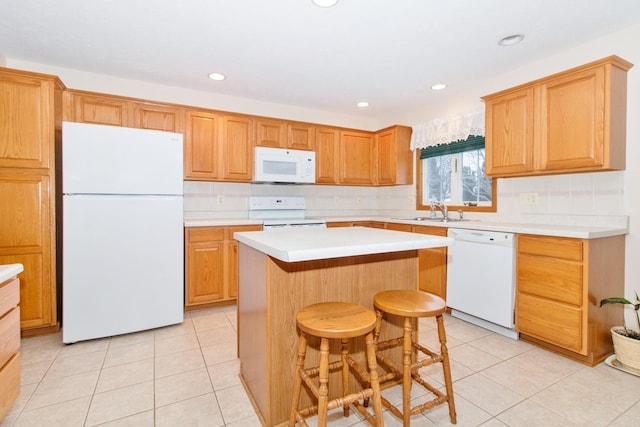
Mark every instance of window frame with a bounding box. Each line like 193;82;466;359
415;150;497;213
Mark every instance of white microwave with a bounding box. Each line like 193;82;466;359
254;147;316;184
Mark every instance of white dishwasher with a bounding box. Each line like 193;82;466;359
446;228;518;339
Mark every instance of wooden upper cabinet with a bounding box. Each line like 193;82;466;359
287;123;315;151
539;63;620;171
255;119;315;151
484;87;535;176
255;118;287;148
0;69;63;169
376;125;413;185
220;114;254;181
339;130;375;185
65;91;130;127
184;110;218;180
483;55;633;177
315;126;340;184
132;102;185;134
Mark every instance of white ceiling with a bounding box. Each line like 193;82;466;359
2;0;640;121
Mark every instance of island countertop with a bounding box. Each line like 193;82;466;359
233;226;453;262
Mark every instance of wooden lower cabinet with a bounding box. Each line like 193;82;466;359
0;275;21;421
185;225;261;310
515;234;625;366
411;225;448;300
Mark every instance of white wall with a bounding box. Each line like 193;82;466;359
5;59;380;131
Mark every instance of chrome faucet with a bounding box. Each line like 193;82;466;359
434;202;448;220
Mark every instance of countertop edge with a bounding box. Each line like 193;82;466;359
0;263;24;284
235;228;453;263
185;216;627;239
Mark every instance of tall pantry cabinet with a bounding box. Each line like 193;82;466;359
0;68;63;334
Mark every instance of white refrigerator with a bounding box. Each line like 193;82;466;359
62;121;184;344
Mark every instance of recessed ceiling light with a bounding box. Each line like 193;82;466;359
431;83;447;91
208;72;226;81
312;0;338;7
357;101;369;108
498;34;524;46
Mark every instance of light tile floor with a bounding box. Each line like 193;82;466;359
2;306;640;426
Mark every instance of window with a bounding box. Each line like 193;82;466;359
416;136;496;212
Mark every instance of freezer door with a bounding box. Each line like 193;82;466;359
62;121;183;195
62;194;184;343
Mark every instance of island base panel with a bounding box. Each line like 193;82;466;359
238;244;419;426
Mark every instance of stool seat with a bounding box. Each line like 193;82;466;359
374;290;445;318
297;302;377;339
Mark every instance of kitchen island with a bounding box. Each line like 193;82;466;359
234;227;452;426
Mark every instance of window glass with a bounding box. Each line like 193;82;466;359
418;148;495;211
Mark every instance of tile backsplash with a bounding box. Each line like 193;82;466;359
184;170;625;224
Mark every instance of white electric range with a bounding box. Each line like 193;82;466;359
248;196;326;230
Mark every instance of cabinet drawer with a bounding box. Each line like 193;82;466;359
517;255;583;305
516;293;583;353
0;278;19;317
0;307;20;368
412;225;448;237
0;352;20;421
187;227;225;243
518;235;583;261
229;225;262;239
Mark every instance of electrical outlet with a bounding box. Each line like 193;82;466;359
519;192;539;205
356;197;362;204
217;195;224;204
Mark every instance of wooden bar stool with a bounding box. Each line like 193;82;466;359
289;302;384;427
373;290;456;425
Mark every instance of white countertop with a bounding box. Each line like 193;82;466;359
0;263;24;283
234;226;452;262
185;215;627;239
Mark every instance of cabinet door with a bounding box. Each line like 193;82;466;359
227;225;261;299
255;118;287;148
376;126;413;185
185;110;219;180
221;115;254;181
288;123;315;151
132;102;184;133
315;127;340;184
185;228;225;306
539;66;605;171
68;92;131;127
484;87;535;176
412;225;448;299
339;130;375;185
0;73;56;169
0;171;55;329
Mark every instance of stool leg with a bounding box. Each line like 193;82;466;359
341;338;350;417
317;337;330;427
289;332;308;427
402;316;412;427
436;314;457;424
364;331;384;427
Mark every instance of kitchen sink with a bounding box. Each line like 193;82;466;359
400;217;474;223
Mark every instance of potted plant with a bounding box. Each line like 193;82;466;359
600;292;640;371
